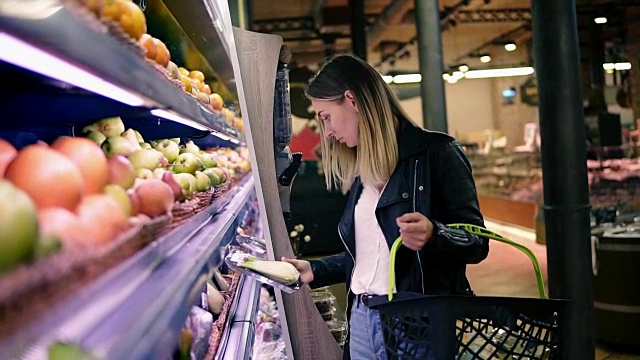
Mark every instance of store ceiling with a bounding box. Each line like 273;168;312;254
250;0;633;73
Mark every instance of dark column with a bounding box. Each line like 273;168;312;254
415;0;447;132
229;0;252;29
589;18;607;111
349;0;367;61
531;1;594;360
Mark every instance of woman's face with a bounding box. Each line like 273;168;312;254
311;91;360;148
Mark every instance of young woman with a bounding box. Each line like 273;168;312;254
283;54;489;360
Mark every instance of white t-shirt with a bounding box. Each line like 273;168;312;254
350;182;393;296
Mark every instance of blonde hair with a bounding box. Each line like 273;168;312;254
305;54;412;193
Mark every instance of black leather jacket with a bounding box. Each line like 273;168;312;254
308;119;489;358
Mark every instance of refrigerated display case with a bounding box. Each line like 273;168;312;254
0;1;265;359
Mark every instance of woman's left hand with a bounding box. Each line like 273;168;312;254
396;212;434;251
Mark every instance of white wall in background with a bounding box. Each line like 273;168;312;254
399;78;496;138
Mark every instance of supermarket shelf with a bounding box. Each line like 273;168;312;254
219;321;255;360
162;0;236;95
0;176;255;360
0;1;240;142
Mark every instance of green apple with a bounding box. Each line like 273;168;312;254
172;153;204;174
154;139;180;163
102;136;135;157
169;137;181;144
103;184;132;217
182;140;200;155
140;142;152;149
173;173;197;199
0;180;38;273
128;149;163;170
197;152;218;168
136;168;154;180
194;171;212;191
121;129;142;151
83;130;106;145
84;117;125;138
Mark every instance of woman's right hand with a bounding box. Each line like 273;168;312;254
281;257;314;285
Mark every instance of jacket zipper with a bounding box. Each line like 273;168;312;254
338;226;355;335
414;159;426;294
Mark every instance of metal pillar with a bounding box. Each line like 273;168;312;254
531;1;594;359
415;0;448;133
349;0;367;60
589;19;607;111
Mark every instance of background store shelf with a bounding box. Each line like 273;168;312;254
0;1;240;144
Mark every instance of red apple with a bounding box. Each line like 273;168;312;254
161;171;184;201
51;136;108;195
0;139;17;177
135;179;174;217
107;155;136;189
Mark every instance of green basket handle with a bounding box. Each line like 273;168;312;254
388;223;547;301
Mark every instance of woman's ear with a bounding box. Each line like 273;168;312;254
344;90;358;112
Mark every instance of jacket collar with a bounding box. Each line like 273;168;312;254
397;118;433;160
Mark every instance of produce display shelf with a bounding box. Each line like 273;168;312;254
216;224;264;360
162;0;235;95
215;276;261;360
0;176;255;360
0;0;240;144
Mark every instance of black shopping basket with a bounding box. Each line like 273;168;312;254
365;224;569;360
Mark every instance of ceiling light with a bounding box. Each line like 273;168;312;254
447;77;459;84
393;74;422;84
458;64;469;72
603;62;631;71
382;75;393;84
151;109;209;131
594;17;607;24
0;32;149;107
504;42;517;52
464;66;534;79
480;55;491;63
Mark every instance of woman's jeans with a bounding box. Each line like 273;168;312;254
349;297;387;360
349;296;436;360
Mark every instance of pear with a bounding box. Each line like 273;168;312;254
102;136;135;157
194;171;212;191
203;168;222;186
182;140;200;155
169;137;181;144
162;171;185;201
128;149;163;170
140;142;152;149
121;129;142;151
84;117;125;138
133;130;144;143
173;173;197;199
103;184;132;217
